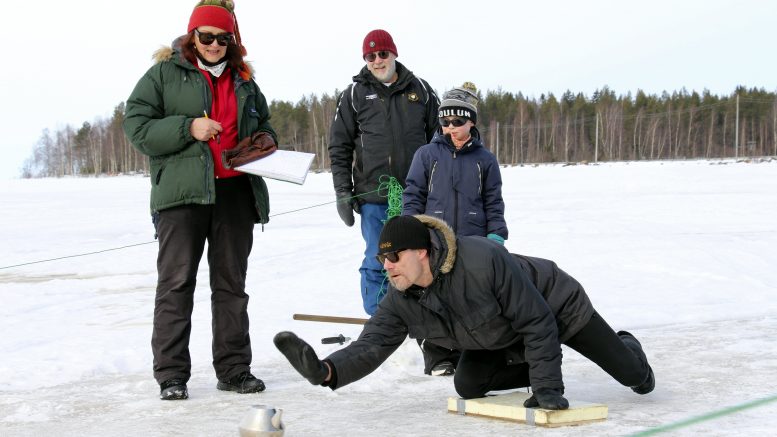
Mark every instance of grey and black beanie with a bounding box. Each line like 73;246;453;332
438;82;479;124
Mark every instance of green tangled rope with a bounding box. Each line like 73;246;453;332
375;175;404;304
377;175;404;221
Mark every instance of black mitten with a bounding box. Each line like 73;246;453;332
273;331;329;385
335;191;356;227
523;388;569;410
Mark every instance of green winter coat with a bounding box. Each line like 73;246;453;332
123;43;276;224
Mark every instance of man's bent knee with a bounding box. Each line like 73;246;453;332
454;374;488;399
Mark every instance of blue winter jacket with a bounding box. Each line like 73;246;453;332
402;128;508;239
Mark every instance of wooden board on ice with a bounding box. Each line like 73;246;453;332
448;391;607;427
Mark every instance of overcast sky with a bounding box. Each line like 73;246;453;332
1;0;775;179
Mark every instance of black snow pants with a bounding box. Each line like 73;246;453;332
419;340;462;374
151;176;257;384
453;312;651;399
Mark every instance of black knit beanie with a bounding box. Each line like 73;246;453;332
378;216;431;254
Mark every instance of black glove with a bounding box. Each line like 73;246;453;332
273;331;329;385
523;388;569;410
335;191;358;227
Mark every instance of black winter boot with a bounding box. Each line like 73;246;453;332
160;378;188;400
217;371;266;393
430;361;455;376
618;330;655;394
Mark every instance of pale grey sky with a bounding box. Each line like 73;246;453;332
1;0;775;179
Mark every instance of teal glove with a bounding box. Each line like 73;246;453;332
487;233;505;245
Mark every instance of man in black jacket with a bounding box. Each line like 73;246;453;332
328;29;439;318
275;215;655;410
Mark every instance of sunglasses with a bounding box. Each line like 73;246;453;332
376;249;405;265
440;117;468;127
364;50;391;62
195;29;234;46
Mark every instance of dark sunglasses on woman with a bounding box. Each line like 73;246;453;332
195;29;234;46
440;117;468;127
364;50;391;62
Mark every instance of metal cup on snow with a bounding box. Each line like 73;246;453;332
238;404;284;437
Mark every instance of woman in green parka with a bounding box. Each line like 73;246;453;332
123;0;275;400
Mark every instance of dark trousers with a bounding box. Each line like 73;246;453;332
419;340;462;374
453;312;650;399
151;176;256;384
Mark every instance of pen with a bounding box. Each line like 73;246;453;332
203;110;219;143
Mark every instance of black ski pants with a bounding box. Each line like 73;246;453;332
419;340;462;374
453;312;650;399
151;176;257;384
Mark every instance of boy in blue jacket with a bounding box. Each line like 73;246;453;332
402;83;509;376
403;83;508;244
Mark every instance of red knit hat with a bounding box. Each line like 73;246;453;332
187;0;247;56
188;4;234;33
362;29;398;59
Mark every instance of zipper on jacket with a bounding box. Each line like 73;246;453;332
383;89;404;182
199;75;213;204
201;76;212;116
155;164;165;185
477;162;482;196
453;179;459;233
428;161;437;193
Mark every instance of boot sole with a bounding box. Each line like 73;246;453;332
632;366;655;394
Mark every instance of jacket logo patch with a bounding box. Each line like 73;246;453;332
366;94;378;100
408;92;419;102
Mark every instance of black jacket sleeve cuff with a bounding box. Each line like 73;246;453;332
321;359;338;390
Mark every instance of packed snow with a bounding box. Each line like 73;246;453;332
1;159;776;436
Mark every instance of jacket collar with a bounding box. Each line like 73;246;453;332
432;126;484;153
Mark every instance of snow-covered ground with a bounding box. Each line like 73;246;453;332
1;159;776;436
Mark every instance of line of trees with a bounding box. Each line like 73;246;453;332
22;103;146;178
21;86;777;178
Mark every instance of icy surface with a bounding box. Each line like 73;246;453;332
1;159;776;436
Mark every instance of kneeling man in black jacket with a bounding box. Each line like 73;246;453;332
275;215;654;410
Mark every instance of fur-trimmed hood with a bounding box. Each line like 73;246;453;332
152;37;186;64
413;214;457;275
152;46;176;64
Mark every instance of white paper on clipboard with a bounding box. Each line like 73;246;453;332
235;150;315;185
